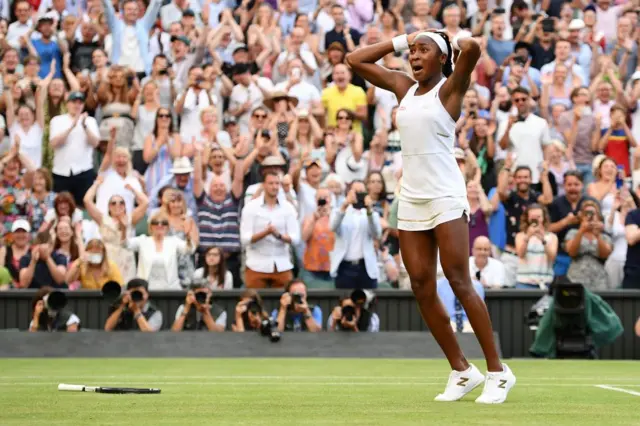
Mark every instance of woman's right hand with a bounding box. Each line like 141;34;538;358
331;306;342;322
235;302;248;316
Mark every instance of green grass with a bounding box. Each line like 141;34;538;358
0;359;638;425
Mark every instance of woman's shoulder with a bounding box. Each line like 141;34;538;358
193;268;204;278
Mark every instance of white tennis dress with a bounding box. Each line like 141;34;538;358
395;79;469;231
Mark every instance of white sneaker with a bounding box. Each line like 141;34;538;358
434;363;485;402
475;363;516;404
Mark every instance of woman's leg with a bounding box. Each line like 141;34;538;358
434;217;502;372
399;229;468;372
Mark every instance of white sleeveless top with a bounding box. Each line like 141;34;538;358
395;80;466;201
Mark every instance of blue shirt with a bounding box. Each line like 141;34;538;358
502;66;542;90
271;305;323;331
487;187;506;251
437;278;484;322
487;38;515;68
32;39;62;79
149;175;196;216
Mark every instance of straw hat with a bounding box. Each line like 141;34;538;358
264;91;299;110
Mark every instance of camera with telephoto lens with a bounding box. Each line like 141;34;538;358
260;317;281;342
102;281;143;306
44;291;68;312
291;292;303;306
341;305;356;322
194;292;208;305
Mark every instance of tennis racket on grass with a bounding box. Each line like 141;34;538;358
58;384;161;394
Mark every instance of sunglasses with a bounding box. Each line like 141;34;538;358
158;113;171;118
109;200;125;206
513;97;528;103
253;113;267;119
150;220;169;226
337;115;351;121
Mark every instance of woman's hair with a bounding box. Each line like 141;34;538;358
434;31;453;78
157;185;174;207
200;106;217;122
107;65;130;102
54;191;77;216
84;239;109;274
468;117;491;155
23;55;41;66
323;173;346;193
147;210;169;235
153;107;174;136
579;199;603;222
31;286;53;313
107;194;126;217
336;108;355;130
167;190;187;216
34;168;53;191
53;220;80;262
113;146;133;174
594;156;616;180
203;246;227;287
365;171;388;203
519;203;550;232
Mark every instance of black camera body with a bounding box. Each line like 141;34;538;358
194;292;208;305
291;292;304;306
341;305;356;322
354;192;367;210
260;317;281;342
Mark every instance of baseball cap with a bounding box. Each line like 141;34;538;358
182;8;195;17
170;35;191;46
12;219;31;233
68;91;85;102
304;159;322;169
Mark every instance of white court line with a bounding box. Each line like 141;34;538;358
0;381;639;387
1;375;639;381
595;385;640;397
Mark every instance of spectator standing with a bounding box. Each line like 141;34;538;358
597;104;637;178
330;181;382;289
487;13;515;66
301;187;335;288
324;4;361;52
514;204;558;290
587;156;619;218
30;16;62;79
321;64;367;134
466;180;492;254
623;206;640;289
548;170;592;276
66;239;123;290
143;107;182;193
148;157;196;215
49;91;100;206
6;0;31;49
565;200;613;291
18;231;67;289
469;236;506;289
605;191;637;288
4;82;45;168
240;171;300;288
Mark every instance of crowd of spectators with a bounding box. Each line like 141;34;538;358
0;0;640;303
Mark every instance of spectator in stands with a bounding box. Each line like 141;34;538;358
597;104;637;178
515;203;558;290
4;83;45;168
467;180;492;254
495;154;553;287
193;246;233;290
565;200;613;290
549;170;591;276
301;187;335;288
321;65;367;135
164;189;198;287
469;236;506;289
232;289;267;332
0;146;35;242
0;220;32;289
328;290;380;332
623;205;640;289
66;238;123;290
193;145;244;287
588;156;619;218
124;211;195;290
273;279;322;332
52;218;82;278
143;106;182;193
171;283;226;332
49;91;100;206
240;171;299;288
25;168;55;235
40;191;83;235
605;191;637;288
330;180;382;289
18;231;67;289
29;287;80;332
104;278;163;331
149;156;197;215
437;276;484;333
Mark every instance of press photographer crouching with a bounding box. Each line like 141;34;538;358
29;287;80;332
232;290;280;341
103;279;163;331
171;284;226;331
272;279;322;332
328;289;380;332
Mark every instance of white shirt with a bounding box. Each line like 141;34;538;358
469;257;506;289
274;80;321;110
178;88;213;143
118;25;144;73
7;20;32;49
373;86;398;130
9;123;43;168
229;80;272;135
49;114;99;176
273;49;318;85
594;99;614;130
96;168;144;216
344;208;367;261
193;268;233;290
496;113;551;183
240;195;301;273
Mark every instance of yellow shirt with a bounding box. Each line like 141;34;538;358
321;84;367;133
79;260;124;290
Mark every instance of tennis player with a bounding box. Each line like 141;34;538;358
346;31;516;403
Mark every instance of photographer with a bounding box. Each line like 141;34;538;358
232;290;266;332
327;290;379;332
29;287;80;332
272;279;322;332
104;279;163;331
171;284;226;331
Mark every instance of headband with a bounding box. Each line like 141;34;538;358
414;32;449;56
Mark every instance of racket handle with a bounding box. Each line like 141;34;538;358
58;384;95;392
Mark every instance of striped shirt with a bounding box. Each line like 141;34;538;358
516;232;554;287
196;193;241;253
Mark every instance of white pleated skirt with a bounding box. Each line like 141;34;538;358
397;196;470;231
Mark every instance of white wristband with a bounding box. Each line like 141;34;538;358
452;30;472;50
392;34;409;53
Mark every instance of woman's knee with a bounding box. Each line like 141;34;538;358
410;273;437;299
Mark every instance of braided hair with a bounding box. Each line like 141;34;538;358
434;31;454;78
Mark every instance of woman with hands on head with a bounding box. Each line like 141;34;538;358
66;239;123;290
514;203;558;290
565;199;614;290
346;27;515;402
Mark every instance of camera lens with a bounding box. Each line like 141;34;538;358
131;290;144;302
195;292;207;304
